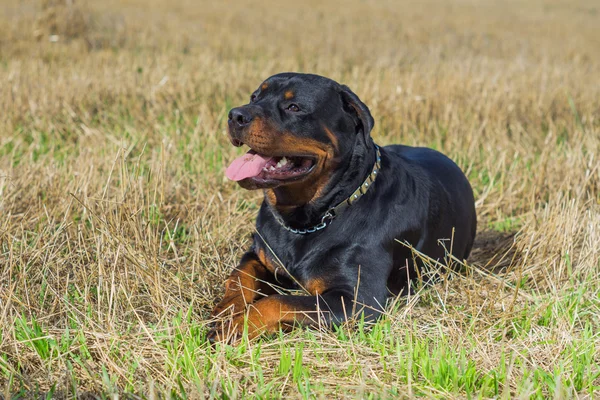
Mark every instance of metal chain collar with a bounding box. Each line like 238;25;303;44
271;145;382;235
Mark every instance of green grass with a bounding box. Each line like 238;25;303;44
5;293;599;398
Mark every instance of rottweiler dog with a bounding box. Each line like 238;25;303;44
208;73;476;343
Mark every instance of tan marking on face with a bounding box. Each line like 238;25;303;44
324;127;339;153
270;134;334;205
279;134;329;158
307;163;335;202
265;189;277;206
261;83;269;90
284;90;294;100
246;119;330;160
244;118;338;206
243;118;273;152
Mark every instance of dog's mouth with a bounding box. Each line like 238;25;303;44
225;149;316;183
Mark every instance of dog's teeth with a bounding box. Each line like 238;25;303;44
275;157;288;168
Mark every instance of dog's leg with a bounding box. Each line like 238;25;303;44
209;251;277;320
212;288;382;343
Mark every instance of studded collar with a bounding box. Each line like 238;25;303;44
270;145;382;234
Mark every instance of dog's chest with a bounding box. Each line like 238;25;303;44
255;233;326;289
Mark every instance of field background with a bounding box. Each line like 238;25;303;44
1;0;599;398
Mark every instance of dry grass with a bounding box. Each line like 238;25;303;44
0;0;599;398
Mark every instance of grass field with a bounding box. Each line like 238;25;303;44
1;0;599;398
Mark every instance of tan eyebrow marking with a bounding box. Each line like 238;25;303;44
284;90;294;100
261;83;269;90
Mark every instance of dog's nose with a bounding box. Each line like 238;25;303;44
228;107;253;127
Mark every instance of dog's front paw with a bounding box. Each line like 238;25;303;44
210;295;246;319
207;316;244;345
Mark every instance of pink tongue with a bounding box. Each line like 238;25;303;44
225;151;272;181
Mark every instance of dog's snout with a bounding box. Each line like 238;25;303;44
228;107;253;127
227;107;255;147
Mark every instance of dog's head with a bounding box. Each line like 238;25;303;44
225;73;374;200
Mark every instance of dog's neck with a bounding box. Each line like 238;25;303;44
265;138;377;230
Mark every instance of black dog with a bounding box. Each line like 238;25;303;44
208;73;476;343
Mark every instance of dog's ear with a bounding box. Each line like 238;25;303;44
340;85;374;139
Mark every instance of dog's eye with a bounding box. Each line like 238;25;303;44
286;104;300;112
250;94;257;102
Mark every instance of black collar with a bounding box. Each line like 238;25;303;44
270;145;381;234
